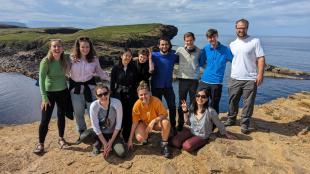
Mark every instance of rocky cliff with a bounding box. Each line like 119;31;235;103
0;23;178;79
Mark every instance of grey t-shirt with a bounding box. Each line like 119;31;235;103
90;98;123;135
189;107;226;139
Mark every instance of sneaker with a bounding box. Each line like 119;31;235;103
161;145;172;158
241;125;250;134
75;137;81;145
223;119;236;127
92;147;100;156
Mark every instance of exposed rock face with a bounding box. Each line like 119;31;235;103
0;24;178;78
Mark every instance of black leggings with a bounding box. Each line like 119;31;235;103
38;89;69;143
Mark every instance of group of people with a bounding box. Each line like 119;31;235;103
33;18;265;159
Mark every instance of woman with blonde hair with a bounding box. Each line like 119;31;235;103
34;39;72;154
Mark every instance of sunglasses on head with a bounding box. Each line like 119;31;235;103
195;94;207;99
96;91;109;97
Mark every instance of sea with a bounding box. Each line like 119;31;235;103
0;35;309;124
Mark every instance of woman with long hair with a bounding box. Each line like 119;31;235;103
34;39;72;154
69;36;109;144
172;88;235;152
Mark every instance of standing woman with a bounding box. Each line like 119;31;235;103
34;39;72;154
110;48;138;142
172;88;235;152
69;37;109;143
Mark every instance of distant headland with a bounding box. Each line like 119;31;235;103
0;23;309;80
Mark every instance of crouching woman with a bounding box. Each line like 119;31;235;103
172;88;235;152
89;84;126;158
127;81;172;158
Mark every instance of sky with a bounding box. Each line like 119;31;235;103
0;0;310;37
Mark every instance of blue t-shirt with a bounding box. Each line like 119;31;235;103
151;51;179;88
199;42;233;84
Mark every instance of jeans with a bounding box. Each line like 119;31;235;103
227;78;257;127
152;87;176;128
178;79;198;128
172;128;208;152
198;82;223;114
71;92;93;133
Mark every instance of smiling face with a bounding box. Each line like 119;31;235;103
138;88;151;105
184;36;195;49
195;90;208;105
50;40;63;59
207;34;218;48
159;40;170;53
79;41;90;58
121;51;132;66
138;54;148;63
96;87;110;103
236;21;248;39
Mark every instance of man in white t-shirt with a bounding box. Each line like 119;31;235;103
224;18;265;134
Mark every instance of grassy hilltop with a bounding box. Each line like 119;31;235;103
0;23;178;78
0;23;177;54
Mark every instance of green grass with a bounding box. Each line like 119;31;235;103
0;23;162;50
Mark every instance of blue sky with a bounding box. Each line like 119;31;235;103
0;0;310;36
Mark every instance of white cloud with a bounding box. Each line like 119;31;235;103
0;0;309;36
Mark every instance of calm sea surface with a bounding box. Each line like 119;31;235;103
1;35;309;124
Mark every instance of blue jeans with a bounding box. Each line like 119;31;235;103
71;92;93;133
151;87;176;128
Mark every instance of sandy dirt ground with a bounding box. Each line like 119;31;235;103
0;91;309;174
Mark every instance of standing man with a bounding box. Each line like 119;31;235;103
176;32;201;131
151;37;179;134
199;29;233;114
224;19;265;134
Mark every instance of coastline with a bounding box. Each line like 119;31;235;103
1;91;309;173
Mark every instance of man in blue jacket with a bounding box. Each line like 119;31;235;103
199;29;233;114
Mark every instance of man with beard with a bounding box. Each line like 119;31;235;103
151;37;179;135
224;19;266;134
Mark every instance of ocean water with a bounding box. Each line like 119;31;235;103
0;35;309;124
171;34;310;111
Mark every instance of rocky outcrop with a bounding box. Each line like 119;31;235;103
0;24;178;78
265;64;310;80
0;92;309;173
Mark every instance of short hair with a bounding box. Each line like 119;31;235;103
157;37;172;51
235;18;249;29
183;32;195;40
137;80;150;93
206;28;218;38
95;84;109;94
138;48;149;56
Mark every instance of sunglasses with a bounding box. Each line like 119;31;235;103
96;91;109;97
195;94;207;99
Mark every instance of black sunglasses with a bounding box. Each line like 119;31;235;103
96;91;109;97
195;94;207;99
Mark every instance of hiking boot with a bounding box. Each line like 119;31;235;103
161;145;172;158
241;125;250;134
223;119;236;127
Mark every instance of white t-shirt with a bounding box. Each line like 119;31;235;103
90;98;123;135
230;36;265;80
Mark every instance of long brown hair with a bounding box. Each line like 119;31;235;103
190;88;210;114
47;39;70;74
71;36;96;63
